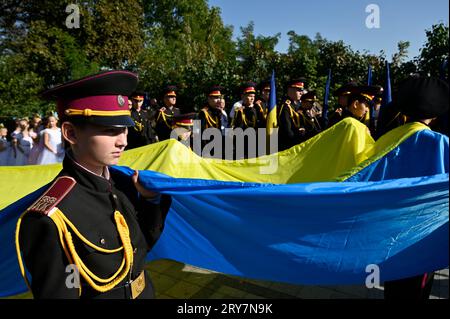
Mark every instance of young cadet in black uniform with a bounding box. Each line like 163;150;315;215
155;85;180;141
277;78;307;151
127;91;156;149
15;70;172;299
198;85;224;132
383;76;449;299
255;79;271;115
327;85;380;129
298;91;323;140
232;82;266;130
332;82;359;111
198;86;225;158
171;113;197;149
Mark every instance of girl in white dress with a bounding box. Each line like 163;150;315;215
36;116;64;165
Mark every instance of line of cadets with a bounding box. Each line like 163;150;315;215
126;78;387;156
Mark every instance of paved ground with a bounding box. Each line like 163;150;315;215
146;259;449;299
9;260;448;299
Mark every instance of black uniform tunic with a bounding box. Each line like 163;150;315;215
19;154;171;299
127;108;156;149
277;98;306;151
155;107;180;141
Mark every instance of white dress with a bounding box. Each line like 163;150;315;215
36;128;64;165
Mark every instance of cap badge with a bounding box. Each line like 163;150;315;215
117;95;125;107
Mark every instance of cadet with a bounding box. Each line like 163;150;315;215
198;86;226;158
383;76;449;299
15;70;172;299
198;85;224;132
299;91;323;140
127;91;157;149
155;85;180;141
277;78;307;151
171;113;196;149
327;85;379;129
333;82;358;111
255;79;271;113
232;82;265;130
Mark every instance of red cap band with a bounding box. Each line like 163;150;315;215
243;87;256;94
209;91;221;97
57;95;129;116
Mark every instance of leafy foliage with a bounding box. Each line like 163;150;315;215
0;1;448;118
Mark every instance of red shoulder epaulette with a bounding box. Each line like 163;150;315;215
27;176;77;215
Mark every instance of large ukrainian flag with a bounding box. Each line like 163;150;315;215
0;118;448;297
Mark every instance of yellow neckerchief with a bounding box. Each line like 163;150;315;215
15;208;134;297
278;100;301;128
200;107;218;128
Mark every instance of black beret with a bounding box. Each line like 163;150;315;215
396;77;449;119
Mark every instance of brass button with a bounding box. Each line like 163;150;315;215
100;238;106;245
112;194;118;200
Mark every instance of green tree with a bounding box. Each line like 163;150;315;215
236;22;280;85
0;0;144;118
417;22;449;78
138;0;238;110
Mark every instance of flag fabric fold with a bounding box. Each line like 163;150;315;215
0;118;448;297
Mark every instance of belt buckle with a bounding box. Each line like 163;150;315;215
130;271;146;299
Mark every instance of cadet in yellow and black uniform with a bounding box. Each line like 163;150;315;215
255;79;271;116
155;85;180;141
232;82;265;130
198;86;224;132
15;71;172;299
198;86;225;158
277;78;307;151
127;91;157;149
232;82;266;159
298;91;324;140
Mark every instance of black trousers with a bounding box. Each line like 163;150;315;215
384;272;435;299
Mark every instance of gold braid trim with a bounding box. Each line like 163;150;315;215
16;208;134;297
201;109;218;128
